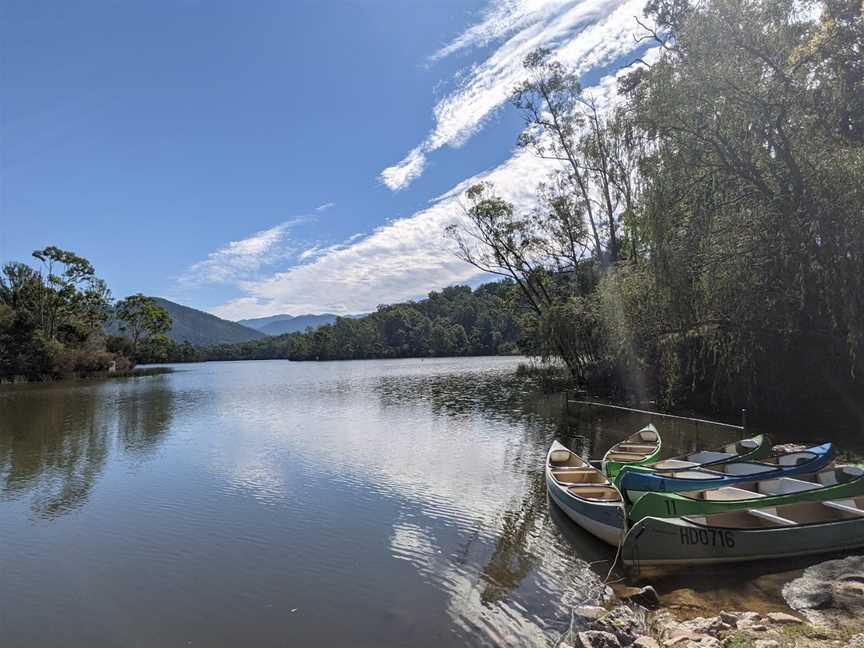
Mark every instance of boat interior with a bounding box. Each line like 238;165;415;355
548;444;623;502
665;448;825;480
654;436;762;470
683;495;864;529
606;428;660;462
678;465;863;502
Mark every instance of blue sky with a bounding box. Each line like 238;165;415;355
2;0;650;320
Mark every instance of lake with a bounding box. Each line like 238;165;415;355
0;357;856;646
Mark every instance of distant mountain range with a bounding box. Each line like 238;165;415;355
150;298;267;346
111;298;349;346
238;313;339;336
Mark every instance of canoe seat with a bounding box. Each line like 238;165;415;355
823;500;864;517
746;508;797;526
549;449;572;464
639;430;658;442
607;452;648;461
654;459;700;470
703;486;764;502
567;486;622;502
688;451;734;464
762;477;819;495
617;444;656;451
553;470;609;485
672;470;716;479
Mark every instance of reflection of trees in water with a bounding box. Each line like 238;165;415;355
0;377;175;518
476;471;545;606
117;381;176;457
374;371;536;424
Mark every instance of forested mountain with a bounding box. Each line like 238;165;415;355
150;298;265;346
239;313;340;335
170;282;523;362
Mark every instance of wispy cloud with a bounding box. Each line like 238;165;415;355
178;219;304;287
315;202;336;212
379;0;646;190
380;145;427;192
205;1;656;320
208;62;646;320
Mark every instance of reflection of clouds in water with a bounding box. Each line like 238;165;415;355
197;358;608;646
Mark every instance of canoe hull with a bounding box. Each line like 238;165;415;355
628;475;864;523
622;515;864;566
618;443;836;496
545;472;626;546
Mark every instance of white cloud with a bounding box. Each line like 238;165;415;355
380;145;427;191
379;0;647;191
315;202;336;212
178;219;303;287
202;1;657;320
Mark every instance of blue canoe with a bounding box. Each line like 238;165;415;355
618;442;835;502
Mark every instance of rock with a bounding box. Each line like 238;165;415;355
765;611;802;624
575;630;621;648
753;641;779;648
848;632;864;646
735;612;762;630
632;636;660;648
718;611;739;626
683;616;730;636
783;555;864;617
620;585;661;610
833;579;864;610
592;605;645;645
573;605;608;622
748;624;768;632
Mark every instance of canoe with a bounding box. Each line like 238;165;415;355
617;442;835;502
628;464;864;523
616;433;771;481
545;440;626;546
621;495;864;566
601;424;662;480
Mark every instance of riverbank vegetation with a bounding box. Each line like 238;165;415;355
0;247;172;382
448;0;864;421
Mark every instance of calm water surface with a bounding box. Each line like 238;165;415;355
0;358;857;646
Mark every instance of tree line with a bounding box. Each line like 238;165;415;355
159;282;523;363
446;0;864;419
0;246;172;381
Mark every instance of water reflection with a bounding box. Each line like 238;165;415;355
0;377;175;517
2;358;841;648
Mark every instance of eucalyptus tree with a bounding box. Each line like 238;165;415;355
115;294;172;359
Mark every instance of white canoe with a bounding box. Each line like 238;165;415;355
622;495;864;566
546;440;626;546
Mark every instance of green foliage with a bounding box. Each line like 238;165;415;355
169;282;524;363
0;249;170;381
115;294;172;360
445;1;864;420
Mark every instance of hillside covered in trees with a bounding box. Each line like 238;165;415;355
170;282;523;362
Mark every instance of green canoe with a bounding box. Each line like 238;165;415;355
628;464;864;523
602;423;662;480
612;433;772;487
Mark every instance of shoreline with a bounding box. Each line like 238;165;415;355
0;366;174;387
563;554;864;647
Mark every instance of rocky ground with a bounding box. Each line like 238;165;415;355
559;556;864;648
